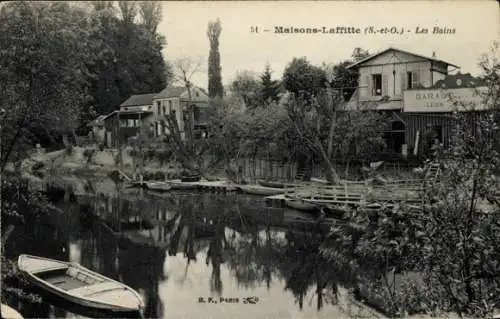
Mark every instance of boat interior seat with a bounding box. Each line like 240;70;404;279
67;268;102;285
68;281;125;297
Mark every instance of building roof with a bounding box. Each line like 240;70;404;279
153;86;187;99
101;109;154;121
120;93;157;107
346;47;460;70
87;115;107;127
433;73;486;89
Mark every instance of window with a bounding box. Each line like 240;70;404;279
120;119;128;127
127;119;135;127
168;100;173;112
407;71;420;89
156;101;161;114
162;106;166;116
372;74;382;96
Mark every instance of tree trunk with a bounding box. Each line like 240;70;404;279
327;109;337;158
315;137;340;183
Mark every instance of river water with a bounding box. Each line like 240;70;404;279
3;178;380;319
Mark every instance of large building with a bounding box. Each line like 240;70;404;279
345;47;488;157
101;86;209;148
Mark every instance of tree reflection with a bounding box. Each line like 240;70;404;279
279;229;339;311
223;214;283;291
205;213;226;296
62;187;358;315
118;238;166;318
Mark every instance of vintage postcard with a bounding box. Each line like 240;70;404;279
0;1;499;319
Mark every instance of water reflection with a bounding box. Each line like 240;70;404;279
4;180;374;319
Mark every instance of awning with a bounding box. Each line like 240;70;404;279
344;89;403;111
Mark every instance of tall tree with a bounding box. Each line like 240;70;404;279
86;2;168;119
282;57;327;101
0;1;96;303
117;1;137;25
89;1;114;11
230;71;261;108
351;47;370;62
138;1;162;34
207;18;223;98
260;64;281;104
0;1;95;159
323;48;370;101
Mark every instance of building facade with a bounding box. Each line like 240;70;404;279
152;86;209;139
346;47;487;157
100;86;210;148
103;93;155;148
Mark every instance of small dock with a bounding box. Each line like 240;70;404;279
265;178;424;210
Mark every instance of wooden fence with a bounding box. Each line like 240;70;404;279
234;157;423;182
236;158;297;182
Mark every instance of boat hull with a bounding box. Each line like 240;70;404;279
144;182;172;192
239;185;284;196
323;204;349;218
258;180;285;189
28;278;138;313
169;182;199;190
18;255;143;314
1;303;23;319
285;198;318;212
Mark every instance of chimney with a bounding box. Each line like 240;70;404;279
432;51;436;58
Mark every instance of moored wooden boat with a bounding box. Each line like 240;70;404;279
18;255;143;314
1;303;23;319
239;185;285;196
285;198;318;212
323;204;350;218
168;181;199;190
180;174;201;182
144;181;172;192
258;180;287;189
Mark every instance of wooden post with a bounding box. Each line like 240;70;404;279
414;131;420;156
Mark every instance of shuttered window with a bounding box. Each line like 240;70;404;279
382;75;388;96
365;75;371;97
400;73;406;94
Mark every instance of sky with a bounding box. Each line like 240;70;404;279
159;1;499;89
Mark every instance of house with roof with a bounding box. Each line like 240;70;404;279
345;47;488;157
152;86;209;139
102;93;156;148
99;85;210;148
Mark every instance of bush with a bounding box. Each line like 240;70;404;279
108;170;121;184
32;161;44;171
154;171;165;181
65;145;73;156
127;148;138;157
83;148;96;164
142;171;156;181
145;149;156;161
154;149;173;165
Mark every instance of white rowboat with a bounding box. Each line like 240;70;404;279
17;255;143;314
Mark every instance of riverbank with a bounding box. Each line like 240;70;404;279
21;146;196;181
